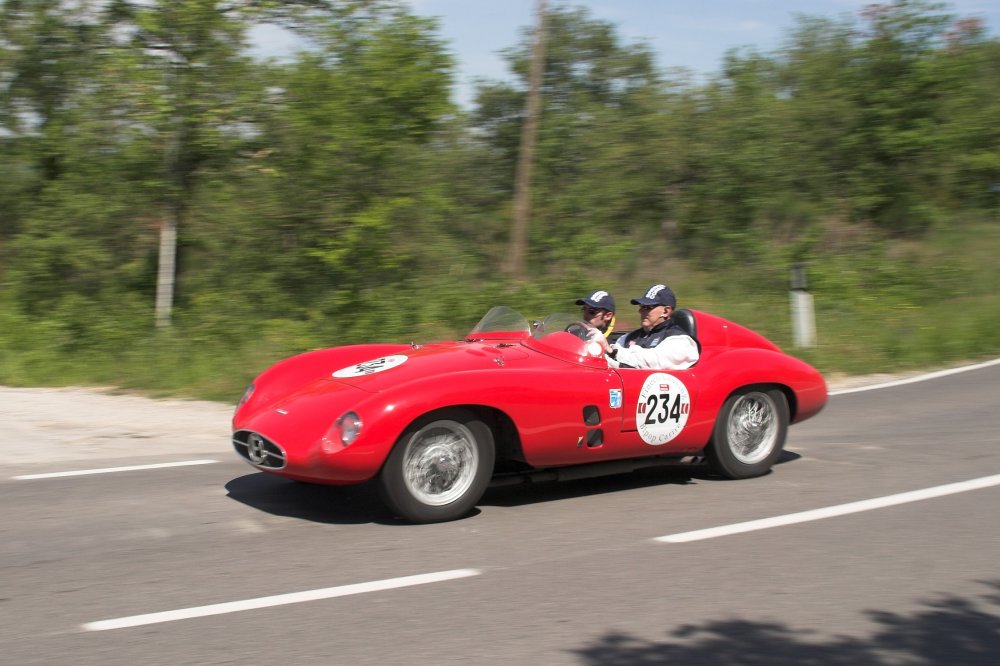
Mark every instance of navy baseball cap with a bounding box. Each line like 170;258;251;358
576;290;616;312
630;284;677;308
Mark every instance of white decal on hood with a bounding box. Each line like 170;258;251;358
333;354;408;378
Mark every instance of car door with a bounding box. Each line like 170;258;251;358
603;366;704;456
509;363;629;467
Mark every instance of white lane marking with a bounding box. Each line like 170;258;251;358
12;459;219;480
81;569;482;631
655;473;1000;543
830;358;1000;395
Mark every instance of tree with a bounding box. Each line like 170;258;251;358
182;2;458;337
507;0;546;280
0;0;104;238
0;0;150;336
471;4;673;275
97;1;256;326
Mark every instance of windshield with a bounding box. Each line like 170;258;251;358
466;306;531;339
525;313;609;367
466;308;608;367
531;313;591;341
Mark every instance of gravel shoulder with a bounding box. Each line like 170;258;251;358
2;385;234;465
0;368;954;466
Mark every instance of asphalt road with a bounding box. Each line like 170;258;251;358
3;362;1000;665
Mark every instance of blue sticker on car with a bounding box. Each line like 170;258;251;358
609;389;622;409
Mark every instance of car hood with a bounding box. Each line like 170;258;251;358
327;340;531;393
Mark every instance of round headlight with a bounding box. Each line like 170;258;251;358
337;411;362;446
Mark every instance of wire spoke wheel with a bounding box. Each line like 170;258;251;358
707;387;789;479
726;392;780;465
402;421;479;506
379;408;495;523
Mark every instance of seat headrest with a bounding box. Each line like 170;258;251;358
669;308;697;341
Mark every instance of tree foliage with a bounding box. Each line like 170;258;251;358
1;0;998;396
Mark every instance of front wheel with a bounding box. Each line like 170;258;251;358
705;388;788;479
378;408;495;523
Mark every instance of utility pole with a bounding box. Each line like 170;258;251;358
506;0;546;280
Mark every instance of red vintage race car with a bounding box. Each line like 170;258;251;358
232;307;827;523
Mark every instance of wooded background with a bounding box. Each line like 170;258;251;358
2;0;998;399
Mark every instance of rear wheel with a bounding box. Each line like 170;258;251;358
378;408;495;523
706;388;788;479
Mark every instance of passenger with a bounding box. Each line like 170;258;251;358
606;284;699;370
575;290;618;341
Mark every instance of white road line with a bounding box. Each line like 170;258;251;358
81;569;483;631
12;459;220;480
655;473;1000;543
829;357;1000;395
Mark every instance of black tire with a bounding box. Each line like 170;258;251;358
705;387;789;479
378;408;495;523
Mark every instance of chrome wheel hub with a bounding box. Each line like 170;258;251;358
403;421;479;506
727;392;779;464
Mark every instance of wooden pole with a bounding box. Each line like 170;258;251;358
506;0;546;280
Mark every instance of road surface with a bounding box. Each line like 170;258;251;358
2;361;999;665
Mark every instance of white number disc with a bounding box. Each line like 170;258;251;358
635;372;691;445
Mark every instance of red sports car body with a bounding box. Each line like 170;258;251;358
233;307;827;522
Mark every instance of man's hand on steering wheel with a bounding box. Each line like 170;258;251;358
565;322;611;358
583;326;611;358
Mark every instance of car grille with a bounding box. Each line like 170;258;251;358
233;430;287;469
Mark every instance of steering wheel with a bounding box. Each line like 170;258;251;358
564;322;593;341
564;322;609;358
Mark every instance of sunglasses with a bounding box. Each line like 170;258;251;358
582;307;605;316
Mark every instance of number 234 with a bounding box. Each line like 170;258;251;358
643;393;686;425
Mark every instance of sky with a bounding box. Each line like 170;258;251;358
251;1;1000;107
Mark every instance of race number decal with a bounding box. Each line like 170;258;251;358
333;354;408;378
635;372;690;445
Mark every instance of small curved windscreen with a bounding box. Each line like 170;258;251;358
525;313;608;367
531;313;592;341
467;306;531;336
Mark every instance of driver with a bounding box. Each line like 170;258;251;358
575;290;619;342
605;284;698;370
